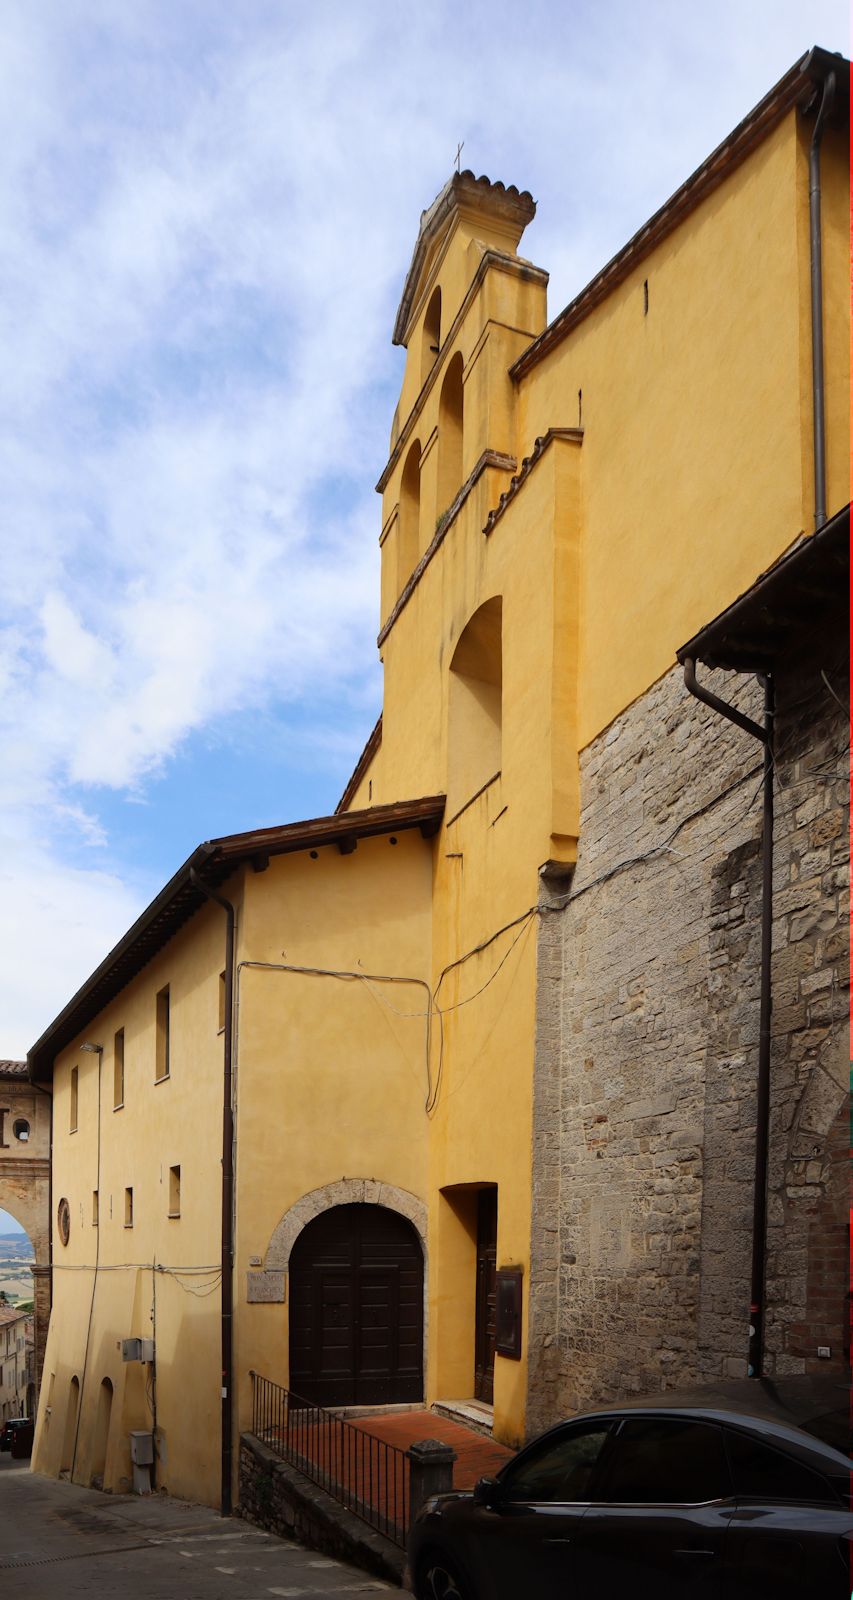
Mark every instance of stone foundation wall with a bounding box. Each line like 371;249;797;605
527;636;848;1435
764;650;849;1373
238;1434;404;1583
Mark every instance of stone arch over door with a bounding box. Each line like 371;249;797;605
248;1179;429;1382
265;1178;427;1277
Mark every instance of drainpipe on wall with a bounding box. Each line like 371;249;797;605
189;870;236;1517
683;662;774;1377
807;63;836;532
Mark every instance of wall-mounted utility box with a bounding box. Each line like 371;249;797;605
129;1430;155;1466
122;1337;155;1363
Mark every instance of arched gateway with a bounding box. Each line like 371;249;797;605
0;1063;50;1410
289;1204;424;1407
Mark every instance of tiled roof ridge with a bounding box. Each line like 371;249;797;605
483;428;583;537
335;714;383;814
0;1061;28;1077
455;169;534;207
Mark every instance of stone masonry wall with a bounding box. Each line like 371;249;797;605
764;646;849;1373
527;633;848;1436
0;1068;51;1411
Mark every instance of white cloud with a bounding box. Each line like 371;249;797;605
0;0;847;1051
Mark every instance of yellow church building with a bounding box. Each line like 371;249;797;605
29;46;849;1510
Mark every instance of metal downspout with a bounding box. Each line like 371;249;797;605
683;660;774;1377
189;870;236;1517
808;67;836;531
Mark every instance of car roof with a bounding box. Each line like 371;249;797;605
519;1380;851;1476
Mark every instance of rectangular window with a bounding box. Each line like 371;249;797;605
92;1190;99;1227
124;1187;133;1228
218;971;226;1032
70;1066;78;1133
155;986;170;1081
113;1028;125;1109
168;1165;181;1218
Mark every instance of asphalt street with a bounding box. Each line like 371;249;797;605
0;1452;396;1599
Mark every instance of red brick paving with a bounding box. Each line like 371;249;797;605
350;1409;513;1488
256;1405;513;1544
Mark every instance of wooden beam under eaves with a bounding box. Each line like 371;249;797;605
337;835;358;855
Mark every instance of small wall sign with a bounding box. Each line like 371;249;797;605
495;1266;523;1359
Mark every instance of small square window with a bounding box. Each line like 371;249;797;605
113;1029;125;1109
168;1165;181;1218
124;1187;133;1228
155;987;170;1082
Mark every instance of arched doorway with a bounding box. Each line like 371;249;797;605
289;1204;424;1407
61;1376;79;1474
91;1377;113;1488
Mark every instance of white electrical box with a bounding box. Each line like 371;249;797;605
121;1337;155;1363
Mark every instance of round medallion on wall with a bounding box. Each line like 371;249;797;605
57;1197;71;1246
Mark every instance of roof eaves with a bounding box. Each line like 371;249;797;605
510;48;848;382
26;796;445;1083
677;502;850;673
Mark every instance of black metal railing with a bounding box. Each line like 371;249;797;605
249;1371;411;1547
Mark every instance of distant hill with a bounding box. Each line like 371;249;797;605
0;1234;34;1306
0;1234;33;1254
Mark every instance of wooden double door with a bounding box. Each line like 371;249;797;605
289;1204;424;1407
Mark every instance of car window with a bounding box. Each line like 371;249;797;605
500;1423;613;1503
725;1428;839;1506
597;1417;730;1505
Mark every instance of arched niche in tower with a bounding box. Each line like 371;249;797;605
421;286;441;385
437;351;464;520
398;438;422;591
447;596;502;816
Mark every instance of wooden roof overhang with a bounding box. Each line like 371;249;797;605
27;794;445;1082
677;503;849;674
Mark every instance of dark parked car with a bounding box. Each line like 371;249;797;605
0;1417;33;1457
406;1379;852;1599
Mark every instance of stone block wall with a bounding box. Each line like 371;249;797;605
0;1068;51;1410
239;1433;404;1583
764;648;849;1373
527;631;848;1435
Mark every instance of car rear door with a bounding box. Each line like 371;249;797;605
722;1425;852;1599
577;1414;734;1599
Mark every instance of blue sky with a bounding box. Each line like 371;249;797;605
1;1;848;1057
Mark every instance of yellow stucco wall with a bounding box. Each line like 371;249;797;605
233;832;432;1434
34;898;230;1505
351;102;848;1447
35;90;849;1500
